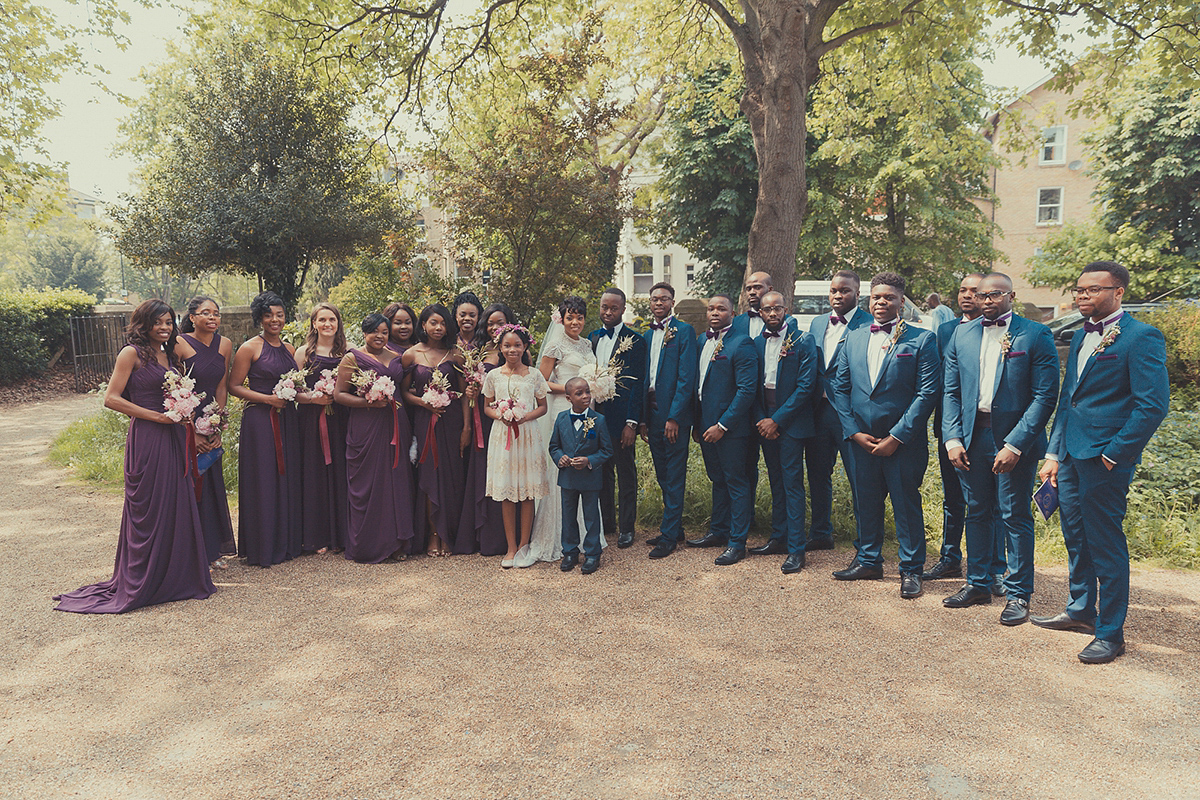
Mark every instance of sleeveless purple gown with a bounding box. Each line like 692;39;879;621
344;350;415;562
181;332;236;562
299;353;350;552
55;349;215;613
410;361;466;552
457;361;507;555
237;339;302;566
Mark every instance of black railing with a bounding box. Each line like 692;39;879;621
70;315;126;393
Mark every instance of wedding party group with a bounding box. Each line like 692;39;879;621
53;261;1168;663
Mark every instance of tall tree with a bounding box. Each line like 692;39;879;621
111;31;401;314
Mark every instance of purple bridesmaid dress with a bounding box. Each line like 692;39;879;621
237;339;302;566
344;350;415;563
456;361;507;555
299;353;350;552
54;348;215;613
181;332;236;562
410;361;466;552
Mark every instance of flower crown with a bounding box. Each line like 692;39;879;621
492;323;536;348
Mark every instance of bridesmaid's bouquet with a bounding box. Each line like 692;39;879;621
162;368;205;422
193;400;227;436
351;367;396;404
456;344;488;409
273;368;309;406
312;368;338;415
420;369;460;410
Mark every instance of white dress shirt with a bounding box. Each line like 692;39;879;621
867;318;897;388
647;316;672;388
746;312;765;339
823;307;859;370
697;328;727;401
595;321;624;368
944;312;1021;456
763;328;785;389
1077;309;1125;379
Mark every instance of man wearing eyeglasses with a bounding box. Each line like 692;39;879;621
1034;262;1169;664
940;273;1059;626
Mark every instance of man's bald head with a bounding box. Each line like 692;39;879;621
744;271;773;309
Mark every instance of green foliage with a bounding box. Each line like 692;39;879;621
1142;302;1200;387
19;216;112;300
0;287;94;384
111;30;402;315
48;405;129;486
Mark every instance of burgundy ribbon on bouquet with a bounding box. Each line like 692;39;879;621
419;413;440;467
319;412;332;466
505;419;521;451
473;403;484;450
391;401;401;469
185;423;202;502
270;407;285;475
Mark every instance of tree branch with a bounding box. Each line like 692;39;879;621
815;0;922;58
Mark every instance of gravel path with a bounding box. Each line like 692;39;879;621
2;395;1198;800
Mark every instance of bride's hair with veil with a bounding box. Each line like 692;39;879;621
559;295;587;319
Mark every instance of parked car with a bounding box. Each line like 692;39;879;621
792;280;931;331
1047;303;1164;361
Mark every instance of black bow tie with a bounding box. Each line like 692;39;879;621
870;322;895;334
763;330;781;339
829;314;847;325
570;412;586;422
982;317;1008;328
598;327;615;338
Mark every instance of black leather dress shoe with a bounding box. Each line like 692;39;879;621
648;541;676;560
686;532;728;548
900;573;923;599
1078;638;1125;664
1030;611;1096;635
581;556;601;575
990;574;1007;597
1000;597;1030;626
942;584;992;608
806;537;835;551
560;552;579;572
921;558;962;581
714;547;746;566
646;535;665;547
617;531;634;549
781;552;806;574
832;562;884;581
748;539;787;556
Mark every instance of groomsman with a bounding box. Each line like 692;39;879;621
1034;261;1169;664
588;288;648;549
639;282;697;560
806;270;870;549
941;273;1059;625
687;294;759;565
924;273;987;584
731;271;773;519
830;272;939;598
750;291;818;573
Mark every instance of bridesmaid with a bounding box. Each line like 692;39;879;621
228;291;303;567
383;302;417;354
457;302;517;556
452;291;484;352
335;313;415;563
401;304;470;557
175;296;236;569
55;300;215;613
294;303;351;554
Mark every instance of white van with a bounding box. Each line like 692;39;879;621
792;279;931;332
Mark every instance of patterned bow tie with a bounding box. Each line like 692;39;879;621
982;317;1008;328
598;327;615;338
570;412;586;422
829;314;847;325
649;321;667;331
870;322;895;334
1083;320;1105;334
763;330;781;339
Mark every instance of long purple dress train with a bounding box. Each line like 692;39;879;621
237;339;302;567
299;353;350;552
411;361;465;552
457;361;507;555
55;349;215;613
181;332;236;562
344;350;414;563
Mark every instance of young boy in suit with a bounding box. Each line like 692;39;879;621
549;377;615;575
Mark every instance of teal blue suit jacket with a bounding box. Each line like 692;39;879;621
752;319;818;441
642;317;697;431
695;331;758;437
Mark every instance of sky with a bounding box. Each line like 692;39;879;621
42;2;1072;206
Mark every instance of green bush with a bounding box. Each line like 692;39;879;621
0;287;95;384
1143;301;1200;389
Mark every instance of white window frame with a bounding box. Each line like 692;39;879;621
632;255;654;295
685;263;695;289
1036;187;1064;226
1039;126;1067;165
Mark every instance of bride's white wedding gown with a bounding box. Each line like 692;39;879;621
525;334;608;562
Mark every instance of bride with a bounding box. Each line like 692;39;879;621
521;296;607;564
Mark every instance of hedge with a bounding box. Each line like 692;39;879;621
0;288;95;384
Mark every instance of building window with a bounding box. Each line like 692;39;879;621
1039;126;1067;165
415;217;427;242
481;268;492;287
456;259;472;279
686;263;695;289
1037;188;1063;225
632;255;654;295
662;254;672;282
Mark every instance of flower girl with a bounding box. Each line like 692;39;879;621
482;325;550;568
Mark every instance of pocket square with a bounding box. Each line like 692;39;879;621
1096;354;1118;361
1005;350;1027;359
712;354;727;361
895;352;914;358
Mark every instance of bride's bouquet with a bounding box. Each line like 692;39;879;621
162;368;205;422
580;334;637;404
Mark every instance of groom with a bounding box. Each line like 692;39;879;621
589;288;647;549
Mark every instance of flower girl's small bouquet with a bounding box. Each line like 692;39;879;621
162;368;205;422
273;368;309;406
192;400;227;436
420;369;460;410
312;368;338;415
350;368;396;404
492;396;528;449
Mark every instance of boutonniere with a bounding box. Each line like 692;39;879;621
662;324;676;344
999;332;1012;357
1094;323;1121;354
711;337;725;361
581;416;596;438
779;331;798;358
882;320;907;351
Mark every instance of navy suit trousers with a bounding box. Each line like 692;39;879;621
761;435;808;553
648;430;689;542
955;427;1031;595
852;440;927;573
601;440;637;536
561;487;603;558
701;435;753;547
805;399;857;542
935;439;967;563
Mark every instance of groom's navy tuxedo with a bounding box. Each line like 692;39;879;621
641;316;697;543
1047;312;1168;643
753;319;818;554
589;323;647;541
942;314;1059;598
548;407;614;558
831;320;939;574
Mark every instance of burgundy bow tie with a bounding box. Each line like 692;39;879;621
829;314;847;325
650;321;667;331
1083;320;1105;334
763;330;781;339
706;329;723;340
870;322;895;334
747;309;761;318
982;317;1007;328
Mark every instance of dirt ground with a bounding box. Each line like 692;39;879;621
1;395;1198;800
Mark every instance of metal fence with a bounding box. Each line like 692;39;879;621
70;315;126;393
